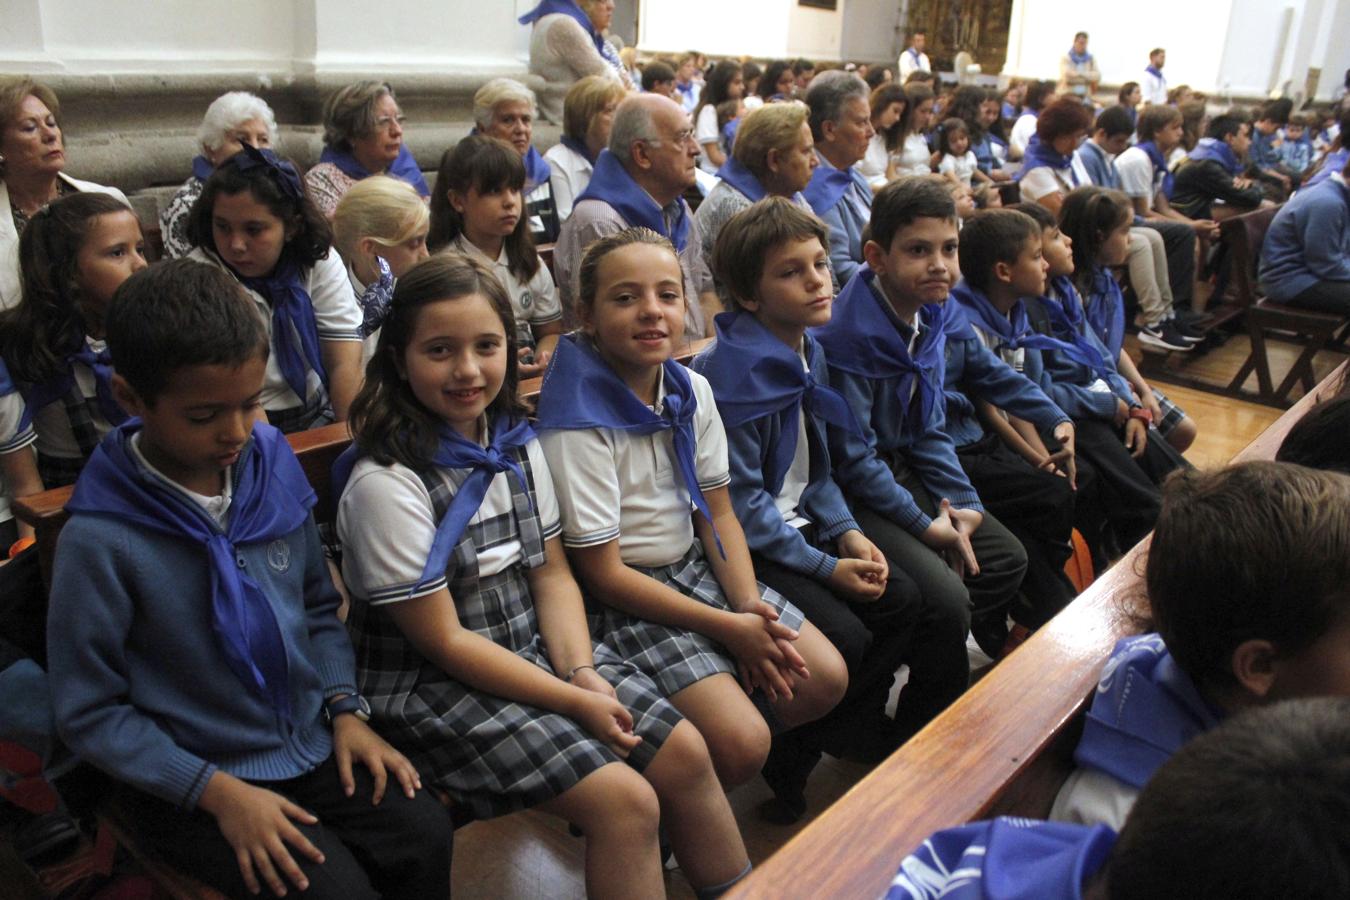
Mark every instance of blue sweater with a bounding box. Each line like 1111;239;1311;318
1025;283;1136;421
1249;128;1282;169
693;331;860;582
1258;174;1350;302
47;446;357;809
1075;140;1121;189
818;278;983;535
943;325;1071;449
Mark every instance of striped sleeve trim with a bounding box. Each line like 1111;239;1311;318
531;309;563;325
1;427;37;454
697;473;731;491
541;518;563;540
315;327;363;342
365;576;448;607
560;525;621;548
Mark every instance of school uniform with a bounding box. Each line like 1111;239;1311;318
337;418;683;817
893;133;933;178
804;151;874;285
1170;138;1264;220
945;283;1081;626
0;363;36;543
898;48;931;81
544;137;594;222
536;335;805;708
1051;633;1222;830
1016;138;1091;202
858;133;892;190
814;270;1028;657
886;817;1115;900
1258;172;1350;315
693;313;966;750
47;421;451;899
344;255;395;364
188;248;363;433
1141;65;1167;106
1009;113;1038;159
938;150;980;187
449;235;561;355
695;104;725;174
17;334;126;487
1107;143;1200;309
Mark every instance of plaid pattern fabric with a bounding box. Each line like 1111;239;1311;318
347;448;681;819
265;390;333;435
601;543;805;699
36;452;88;489
35;383;103;487
1151;387;1187;438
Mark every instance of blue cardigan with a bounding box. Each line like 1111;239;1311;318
806;154;873;285
1258;175;1350;303
943;327;1071;448
693;332;860;582
47;450;356;809
1025;285;1136;422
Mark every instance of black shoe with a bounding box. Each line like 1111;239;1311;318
1169;317;1206;342
759;736;819;824
1138;321;1194;352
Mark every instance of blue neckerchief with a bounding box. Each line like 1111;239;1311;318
333;415;536;596
1068;48;1093;66
886;818;1115;900
714;155;768;202
318;144;430;197
1083;266;1126;358
1035;276;1115;378
535;334;724;557
18;340;129;433
574;149;692;251
1016;134;1079;185
1187;136;1242;176
698;312;861;496
1306;147;1348;188
355;255;394;339
67;421;315;724
802;163;855;216
191;154;215;181
1145;64;1165;80
722;118;740;154
518;0;604;55
238;260;329;402
810;269;948;436
948;280;1107;375
559;134;595;165
1001;100;1018;120
1075;634;1224;789
1135;140;1174;198
675;80;696;100
907;48;922;65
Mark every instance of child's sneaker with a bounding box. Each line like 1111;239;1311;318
1138;321;1194;352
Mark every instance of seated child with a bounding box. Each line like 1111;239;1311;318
334;253;752;897
1014;198;1186;554
887;696;1350;900
429;135;563;378
0;358;39;550
937;118;989;188
187;146;364;433
537;228;848;800
47;259;452;900
815;178;1029;658
946;209;1086;627
0;193;146;487
1169;114;1267;222
694;198;967;815
1051;460;1350;829
332;174;430;358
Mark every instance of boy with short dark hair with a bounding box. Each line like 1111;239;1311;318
1280;112;1316;177
694;197;970;817
815;178;1029;659
1170;114;1267;220
642;59;677;98
47;260;452;900
1250;100;1297;195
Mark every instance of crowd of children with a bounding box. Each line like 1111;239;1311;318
2;9;1349;897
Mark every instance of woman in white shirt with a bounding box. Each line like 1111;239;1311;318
893;82;937;178
545;74;625;222
857;83;908;190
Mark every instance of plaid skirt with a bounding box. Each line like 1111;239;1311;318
265;391;333;435
598;542;806;702
36;453;87;489
350;565;684;820
1151;387;1187;438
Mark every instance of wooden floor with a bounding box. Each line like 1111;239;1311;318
450;331;1347;899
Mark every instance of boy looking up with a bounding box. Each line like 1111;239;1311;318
47;260;451;900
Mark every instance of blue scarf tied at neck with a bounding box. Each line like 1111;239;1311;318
950;280;1110;377
1135;140;1175;198
1187;136;1242;176
1016;134;1079;185
698;312;861;496
191;154;215;182
1083;267;1126;358
68;421;315;723
575;149;692;251
239;261;329;404
714;155;768;202
802;164;857;217
519;0;606;57
319;144;430;197
535;335;724;557
19;341;129;433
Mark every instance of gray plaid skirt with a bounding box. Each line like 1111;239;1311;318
597;542;806;701
349;564;684;820
265;390;333;435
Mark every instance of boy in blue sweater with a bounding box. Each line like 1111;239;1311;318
47;260;451;899
1258;154;1350;315
815;178;1028;658
694;197;970;816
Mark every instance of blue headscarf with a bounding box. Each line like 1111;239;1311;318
1016;134;1080;185
535;334;724;557
574;149;692;251
949;280;1108;378
811;269;949;436
318;144;430;197
333;415;537;596
1187;136;1242;176
1083;266;1126;358
1134;140;1175;198
697;312;860;496
67;421;315;724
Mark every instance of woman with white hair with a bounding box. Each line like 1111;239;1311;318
158;91;276;259
304;80;429;220
519;1;632;123
474;78;561;243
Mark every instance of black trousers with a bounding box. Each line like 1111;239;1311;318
116;755;453;900
1288;280;1350;316
1140;218;1197;307
1072;417;1188;552
956;435;1079;628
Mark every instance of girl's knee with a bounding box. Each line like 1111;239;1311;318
1168;417;1198;452
648;720;719;793
701;711;771;786
585;764;661;833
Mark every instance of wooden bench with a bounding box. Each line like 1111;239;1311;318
726;359;1349;900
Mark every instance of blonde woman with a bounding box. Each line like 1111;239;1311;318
545;75;625;220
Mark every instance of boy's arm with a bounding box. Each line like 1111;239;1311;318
907;404;984;514
961;337;1072;433
977;397;1049;465
1298;201;1350;283
298;517;359;701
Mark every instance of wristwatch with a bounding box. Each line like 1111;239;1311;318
1128;406;1154;424
323;694;371;724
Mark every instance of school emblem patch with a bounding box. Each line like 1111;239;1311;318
267;539;291;573
520;289;534;310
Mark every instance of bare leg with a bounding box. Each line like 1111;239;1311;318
668;673;771;786
768;620;849;730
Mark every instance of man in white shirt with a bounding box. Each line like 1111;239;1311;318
1141;48;1167;106
898;31;931;81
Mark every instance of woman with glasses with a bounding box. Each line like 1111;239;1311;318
304;81;429;220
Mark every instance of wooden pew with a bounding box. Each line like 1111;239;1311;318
726;359;1349;900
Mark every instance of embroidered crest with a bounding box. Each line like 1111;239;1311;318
519;289;534;310
267;538;291;573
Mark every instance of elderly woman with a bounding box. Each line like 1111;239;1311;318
694;101;822;293
303;80;428;219
474;78;562;243
544;74;624;221
158;91;277;259
0;77;128;310
519;0;633;122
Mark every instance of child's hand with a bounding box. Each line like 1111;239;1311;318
1141;390;1163;426
836;529;888;576
1124;417;1149;457
198;771;323;897
1114;397;1131;428
332;714;422;805
722;603;804;701
921;500;980;579
568;687;641;758
1048;421;1078;490
827;558;886;601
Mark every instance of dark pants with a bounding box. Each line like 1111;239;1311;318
116;756;453;900
1287;280;1350;316
1140;218;1197;307
1073;417;1188;552
855;459;1028;658
956;435;1079;628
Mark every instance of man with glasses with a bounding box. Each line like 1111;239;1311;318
555;93;720;338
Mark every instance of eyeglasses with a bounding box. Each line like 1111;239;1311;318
375;114;407;131
647;127;697;148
